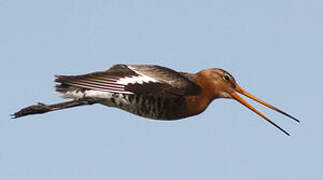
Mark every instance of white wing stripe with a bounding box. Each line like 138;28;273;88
66;81;133;94
117;75;158;85
78;79;125;88
88;76;117;82
68;82;124;91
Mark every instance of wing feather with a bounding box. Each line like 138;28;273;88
55;64;201;97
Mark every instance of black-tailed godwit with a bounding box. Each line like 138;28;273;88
12;64;299;135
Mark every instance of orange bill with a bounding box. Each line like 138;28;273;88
231;86;299;136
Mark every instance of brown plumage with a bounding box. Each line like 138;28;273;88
12;64;299;135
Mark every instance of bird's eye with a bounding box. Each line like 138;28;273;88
223;74;230;81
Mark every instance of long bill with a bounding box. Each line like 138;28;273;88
231;86;299;136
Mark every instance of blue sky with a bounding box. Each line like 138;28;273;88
1;0;322;179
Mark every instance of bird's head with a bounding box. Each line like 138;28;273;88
198;68;299;136
198;68;237;99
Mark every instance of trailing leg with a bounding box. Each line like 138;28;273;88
12;98;98;119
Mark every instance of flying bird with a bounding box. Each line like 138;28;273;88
12;64;299;135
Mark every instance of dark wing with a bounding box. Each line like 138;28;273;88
55;64;201;98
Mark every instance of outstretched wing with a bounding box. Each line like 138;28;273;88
55;64;201;98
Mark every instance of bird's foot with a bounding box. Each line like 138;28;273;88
11;103;52;119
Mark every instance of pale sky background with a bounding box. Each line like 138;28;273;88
1;0;323;179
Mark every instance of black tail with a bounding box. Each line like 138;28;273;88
12;98;97;119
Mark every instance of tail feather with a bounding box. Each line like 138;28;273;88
55;75;89;99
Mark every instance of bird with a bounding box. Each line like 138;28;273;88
12;64;299;135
